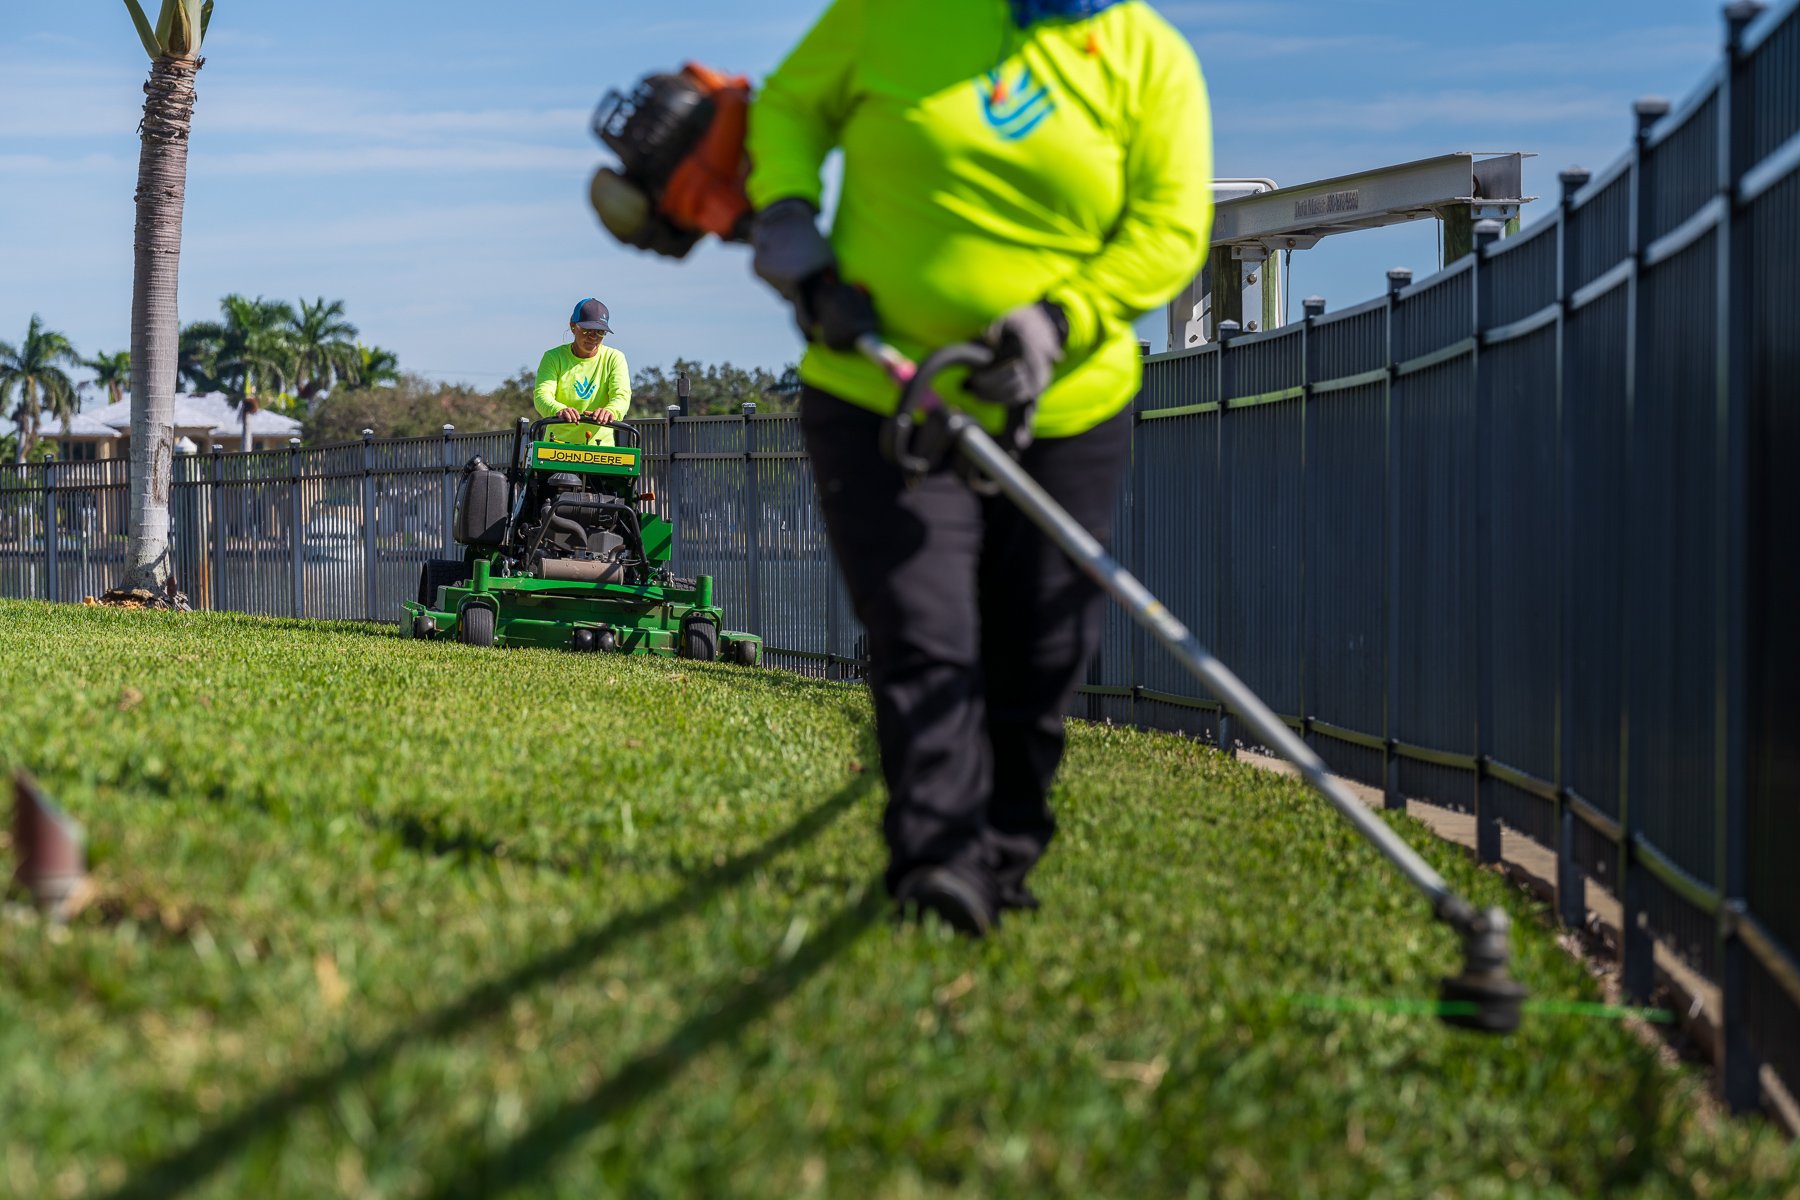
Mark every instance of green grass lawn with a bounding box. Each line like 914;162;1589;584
1;598;1795;1199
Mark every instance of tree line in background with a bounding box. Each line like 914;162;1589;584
4;298;801;456
0;299;399;462
305;358;801;444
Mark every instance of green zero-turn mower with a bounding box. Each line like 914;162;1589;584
401;414;762;664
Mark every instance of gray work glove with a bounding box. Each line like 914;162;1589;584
750;198;835;305
750;197;878;351
965;301;1068;411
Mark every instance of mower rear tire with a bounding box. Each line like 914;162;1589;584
460;605;496;648
418;558;467;606
680;619;718;662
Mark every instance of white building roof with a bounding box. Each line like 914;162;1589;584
43;393;303;441
51;411;123;439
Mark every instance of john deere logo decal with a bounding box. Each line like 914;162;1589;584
536;446;634;467
572;376;597;401
979;66;1055;141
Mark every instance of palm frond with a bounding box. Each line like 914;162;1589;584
121;0;161;59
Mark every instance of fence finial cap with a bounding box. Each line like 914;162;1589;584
1724;1;1766;40
1634;96;1670;135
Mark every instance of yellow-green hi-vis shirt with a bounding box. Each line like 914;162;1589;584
533;343;632;446
747;0;1213;438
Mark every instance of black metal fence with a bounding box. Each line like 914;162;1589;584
1081;0;1796;1116
2;0;1795;1118
0;415;864;675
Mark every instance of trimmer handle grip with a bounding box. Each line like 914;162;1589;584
877;341;995;477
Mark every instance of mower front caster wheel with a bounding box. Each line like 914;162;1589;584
680;620;718;662
411;613;437;640
460;606;496;647
733;640;759;666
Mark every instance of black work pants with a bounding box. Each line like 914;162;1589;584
800;387;1131;899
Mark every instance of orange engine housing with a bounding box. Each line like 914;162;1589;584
658;64;753;241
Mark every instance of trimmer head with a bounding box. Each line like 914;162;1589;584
1438;905;1528;1033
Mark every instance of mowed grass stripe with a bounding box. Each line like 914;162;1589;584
0;600;1794;1198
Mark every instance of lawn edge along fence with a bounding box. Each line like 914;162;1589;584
3;0;1796;1120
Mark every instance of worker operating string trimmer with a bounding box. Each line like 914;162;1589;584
587;0;1526;1030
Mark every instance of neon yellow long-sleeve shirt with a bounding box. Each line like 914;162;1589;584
747;0;1213;437
533;343;632;446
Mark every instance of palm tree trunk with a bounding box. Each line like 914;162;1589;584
121;55;200;596
20;386;37;462
241;404;251;452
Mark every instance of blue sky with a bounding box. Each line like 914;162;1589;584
0;1;1726;409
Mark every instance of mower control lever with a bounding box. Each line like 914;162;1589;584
524;414;645;449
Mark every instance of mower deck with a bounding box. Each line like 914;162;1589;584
403;562;761;663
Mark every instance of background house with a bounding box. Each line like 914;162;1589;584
41;393;302;459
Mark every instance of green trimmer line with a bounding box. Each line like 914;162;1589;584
402;414;763;665
863;335;1528;1034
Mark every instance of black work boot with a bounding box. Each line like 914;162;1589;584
895;864;998;938
998;882;1041;913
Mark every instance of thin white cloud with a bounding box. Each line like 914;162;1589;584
1433;25;1716;80
1226;87;1624;135
1184;31;1419;58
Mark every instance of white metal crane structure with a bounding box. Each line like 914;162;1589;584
1171;152;1535;349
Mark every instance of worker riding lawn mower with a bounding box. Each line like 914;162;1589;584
402;413;762;664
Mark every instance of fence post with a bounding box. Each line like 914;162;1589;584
1129;348;1152;728
1716;0;1765;1116
441;424;457;558
209;444;224;612
1555;165;1593;932
1300;296;1327;755
1382;267;1412;811
742;402;762;638
42;456;58;604
288;438;303;618
1619;96;1670;1006
1473;218;1505;866
1214;319;1241;751
361;429;378;622
666;405;683;577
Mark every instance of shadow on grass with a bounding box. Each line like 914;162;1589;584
421;883;888;1200
100;768;879;1200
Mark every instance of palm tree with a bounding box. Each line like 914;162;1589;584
0;316;80;463
82;350;132;407
353;343;402;388
181;295;298;450
118;0;214;597
288;297;360;408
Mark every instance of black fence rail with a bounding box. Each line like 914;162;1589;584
0;417;862;677
2;0;1795;1119
1082;0;1797;1118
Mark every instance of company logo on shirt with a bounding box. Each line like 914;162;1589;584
978;66;1056;141
572;376;597;401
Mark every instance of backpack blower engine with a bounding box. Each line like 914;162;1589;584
588;64;754;259
582;63;1529;1034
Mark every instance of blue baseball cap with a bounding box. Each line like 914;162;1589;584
570;297;613;333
